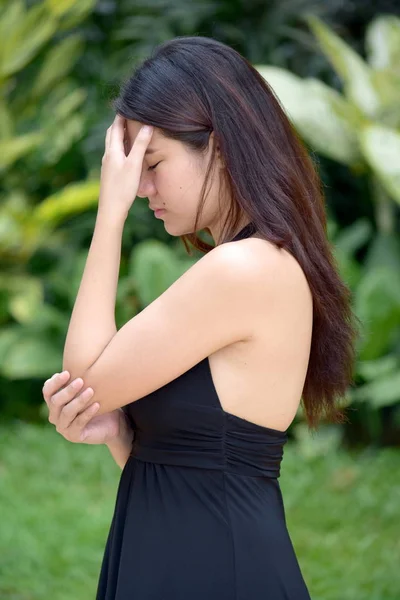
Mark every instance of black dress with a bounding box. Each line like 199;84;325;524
96;223;311;599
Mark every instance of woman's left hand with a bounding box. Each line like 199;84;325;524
99;115;154;221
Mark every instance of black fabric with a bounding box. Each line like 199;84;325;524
96;223;311;599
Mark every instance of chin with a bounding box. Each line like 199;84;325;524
163;219;196;237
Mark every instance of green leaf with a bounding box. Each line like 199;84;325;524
351;370;400;408
40;113;86;165
46;0;78;17
0;132;44;171
334;218;373;256
58;0;96;30
41;83;87;122
364;232;400;272
31;34;84;98
32;180;100;226
332;247;362;291
8;278;44;324
0;4;57;78
0;99;14;138
354;266;400;360
0;326;22;367
369;73;400;128
0;331;62;379
357;355;399;381
255;65;364;166
306;14;380;118
365;15;400;70
0;1;24;60
332;219;370;289
129;240;186;306
46;0;96;30
359;125;400;205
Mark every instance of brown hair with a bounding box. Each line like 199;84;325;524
112;35;361;431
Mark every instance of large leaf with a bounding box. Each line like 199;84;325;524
40;113;86;165
129;240;187;306
256;65;364;166
46;0;96;30
0;326;22;367
0;1;24;55
359;125;400;206
0;329;62;379
0;99;14;138
32;180;100;226
0;275;44;324
369;71;400;128
354;266;400;360
0;3;57;78
40;82;87;123
0;132;44;171
333;220;372;292
357;355;400;382
306;14;381;118
46;0;78;17
365;15;400;71
334;218;373;256
351;370;400;408
31;34;84;98
364;232;400;272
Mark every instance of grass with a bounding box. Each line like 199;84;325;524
0;421;399;600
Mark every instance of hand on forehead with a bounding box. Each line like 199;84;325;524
125;120;159;151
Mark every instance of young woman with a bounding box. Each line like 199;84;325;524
42;36;359;599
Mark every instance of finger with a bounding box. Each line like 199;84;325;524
47;378;84;425
49;378;84;423
58;386;95;430
109;114;125;151
51;378;84;409
127;125;153;165
76;404;101;442
43;372;70;404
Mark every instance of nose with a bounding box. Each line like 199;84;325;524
136;172;157;198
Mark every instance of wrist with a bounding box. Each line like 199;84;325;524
106;409;134;448
96;208;127;230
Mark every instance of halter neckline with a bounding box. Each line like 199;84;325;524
229;222;257;242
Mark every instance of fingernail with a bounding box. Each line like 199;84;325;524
141;125;153;134
61;371;69;377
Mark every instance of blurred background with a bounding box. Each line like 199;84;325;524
0;0;400;598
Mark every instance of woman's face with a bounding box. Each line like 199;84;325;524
125;120;227;240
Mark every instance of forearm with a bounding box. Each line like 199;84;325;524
62;210;125;375
106;410;134;469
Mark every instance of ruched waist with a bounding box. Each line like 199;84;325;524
130;407;288;479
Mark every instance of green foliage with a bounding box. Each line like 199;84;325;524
130;240;197;306
0;1;399;444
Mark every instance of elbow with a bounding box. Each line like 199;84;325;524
61;357;88;383
62;348;96;380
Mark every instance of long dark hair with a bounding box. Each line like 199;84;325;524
112;35;360;431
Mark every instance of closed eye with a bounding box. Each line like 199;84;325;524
147;161;161;171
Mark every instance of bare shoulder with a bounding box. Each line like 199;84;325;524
218;236;311;301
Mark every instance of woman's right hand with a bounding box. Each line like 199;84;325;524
42;371;126;445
